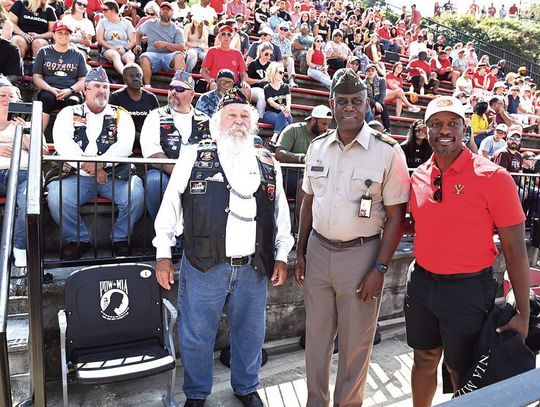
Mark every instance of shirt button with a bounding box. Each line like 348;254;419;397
338;169;343;174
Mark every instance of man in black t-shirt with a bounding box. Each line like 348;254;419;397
0;39;22;84
109;63;159;144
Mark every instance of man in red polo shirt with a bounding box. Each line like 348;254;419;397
407;96;530;407
200;24;249;91
407;51;439;94
430;50;460;88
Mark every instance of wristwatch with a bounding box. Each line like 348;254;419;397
374;262;388;274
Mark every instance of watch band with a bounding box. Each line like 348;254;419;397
374;261;388;274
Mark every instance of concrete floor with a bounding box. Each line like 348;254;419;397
44;322;457;407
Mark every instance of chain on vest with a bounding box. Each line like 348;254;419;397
158;106;211;159
72;105;123;155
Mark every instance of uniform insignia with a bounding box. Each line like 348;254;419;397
311;165;324;172
190;181;207;194
267;184;275;200
200;151;214;161
161;124;173;130
205;173;224;182
195;171;203;180
374;131;398;146
195;161;213;169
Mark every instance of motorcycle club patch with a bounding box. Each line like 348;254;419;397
190;180;207;194
99;279;129;321
267;184;275;200
200;151;214;161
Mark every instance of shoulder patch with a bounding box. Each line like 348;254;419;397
193;108;211;121
312;130;333;143
374;131;398;146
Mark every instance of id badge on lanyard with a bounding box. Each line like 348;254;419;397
358;179;373;218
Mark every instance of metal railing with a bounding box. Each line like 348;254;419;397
0;124;24;407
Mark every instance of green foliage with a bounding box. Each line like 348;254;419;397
432;14;540;63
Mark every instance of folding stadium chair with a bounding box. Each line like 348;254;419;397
58;263;177;407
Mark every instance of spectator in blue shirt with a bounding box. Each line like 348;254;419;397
196;69;235;118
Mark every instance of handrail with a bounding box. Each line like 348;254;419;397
0;125;24;407
25;101;46;406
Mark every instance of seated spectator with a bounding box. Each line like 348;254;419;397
400;119;432;168
478;123;507;159
262;61;292;144
275;104;331;219
32;21;87;131
492;126;523;173
245;43;272;117
46;67;144;259
64;0;103;19
200;24;248;91
96;0;136;76
245;26;282;65
518;87;540;133
196;68;234;118
466;44;478;67
487;96;519;127
109;63;159;142
253;0;270;34
472;63;488;92
521;151;540;217
225;0;247;20
407;51;439;94
267;5;284;31
0;37;22;83
485;65;499;92
306;35;331;90
170;0;190;23
496;59;507;81
377;19;398;53
142;70;210;219
9;0;56;59
364;64;390;133
453;67;474;97
183;14;208;73
272;22;297;87
312;11;330;42
61;0;95;60
134;1;159;29
291;22;313;74
0;77;32;267
363;33;384;74
452;49;469;75
234;14;250;57
385;62;420;117
471;101;494;146
430;50;460;88
0;3;13;38
289;2;301;28
407;34;427;60
325;29;351;70
295;11;311;33
190;0;217;37
134;2;185;86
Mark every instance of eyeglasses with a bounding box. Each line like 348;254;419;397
220;32;233;37
315;40;323;43
279;27;289;31
76;1;88;6
146;11;155;15
277;71;285;75
508;136;522;141
433;174;442;202
263;52;273;57
168;85;190;92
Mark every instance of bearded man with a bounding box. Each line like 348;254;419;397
153;87;294;407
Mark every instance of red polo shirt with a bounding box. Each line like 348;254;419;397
410;148;525;275
202;46;247;79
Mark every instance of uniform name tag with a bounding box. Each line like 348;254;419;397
310;165;325;172
190;181;207;194
359;196;372;218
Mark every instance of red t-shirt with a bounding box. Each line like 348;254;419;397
202;46;247;79
472;72;486;88
210;0;225;14
509;5;518;15
485;74;497;91
385;72;403;89
408;59;431;77
377;27;391;40
430;57;451;75
410;148;525;274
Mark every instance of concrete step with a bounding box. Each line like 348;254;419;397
11;372;30;406
7;314;29;376
8;296;28;315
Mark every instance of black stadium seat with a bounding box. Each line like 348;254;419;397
58;263;177;407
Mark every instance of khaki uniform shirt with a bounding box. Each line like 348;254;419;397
302;124;410;241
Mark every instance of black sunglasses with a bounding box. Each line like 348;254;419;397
220;32;233;37
168;85;190;92
433;174;442;202
76;1;88;6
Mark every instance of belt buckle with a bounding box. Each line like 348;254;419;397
230;257;243;266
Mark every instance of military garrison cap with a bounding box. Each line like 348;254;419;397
330;68;367;96
85;66;109;83
217;87;249;110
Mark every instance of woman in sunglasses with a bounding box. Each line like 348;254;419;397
61;0;95;60
306;35;331;90
312;12;331;42
134;1;159;29
246;42;272;117
184;14;208;73
263;61;293;145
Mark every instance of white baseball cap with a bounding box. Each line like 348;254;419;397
495;123;508;133
306;105;333;120
425;96;466;122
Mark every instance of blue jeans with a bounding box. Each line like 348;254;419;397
145;169;170;220
262;111;293;134
307;68;332;90
140;51;182;72
178;255;268;399
47;174;144;243
0;169;27;249
185;47;207;73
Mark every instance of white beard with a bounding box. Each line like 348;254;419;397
215;124;256;157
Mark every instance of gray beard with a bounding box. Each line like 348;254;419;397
215;125;255;155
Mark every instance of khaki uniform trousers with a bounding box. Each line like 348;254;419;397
304;231;381;407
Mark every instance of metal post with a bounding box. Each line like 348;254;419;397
26;101;46;407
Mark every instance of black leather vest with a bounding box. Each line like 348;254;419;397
72;104;124;155
158;106;211;159
182;141;277;277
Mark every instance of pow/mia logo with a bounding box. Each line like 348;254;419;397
190;181;207;194
99;279;129;321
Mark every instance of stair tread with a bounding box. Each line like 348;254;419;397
7;316;29;352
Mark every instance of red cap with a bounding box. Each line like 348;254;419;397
465;67;474;74
52;21;73;33
218;25;235;33
160;1;172;9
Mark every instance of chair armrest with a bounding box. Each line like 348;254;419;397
58;309;67;336
162;299;177;359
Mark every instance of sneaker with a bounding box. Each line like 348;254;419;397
13;248;26;268
288;79;298;88
184;399;205;407
408;105;421;113
234;392;264;407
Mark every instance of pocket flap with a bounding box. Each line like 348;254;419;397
352;167;383;183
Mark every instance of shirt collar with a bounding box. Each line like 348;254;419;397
427;147;471;175
329;123;372;150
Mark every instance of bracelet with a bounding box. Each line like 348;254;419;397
69;86;75;93
45;85;50;92
156;257;171;262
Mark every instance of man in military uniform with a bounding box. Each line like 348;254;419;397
47;67;145;259
294;68;410;406
153;87;293;407
140;70;211;220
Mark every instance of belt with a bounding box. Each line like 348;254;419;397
415;263;492;281
224;255;254;267
313;230;380;249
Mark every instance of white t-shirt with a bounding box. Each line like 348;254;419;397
0;123;29;170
